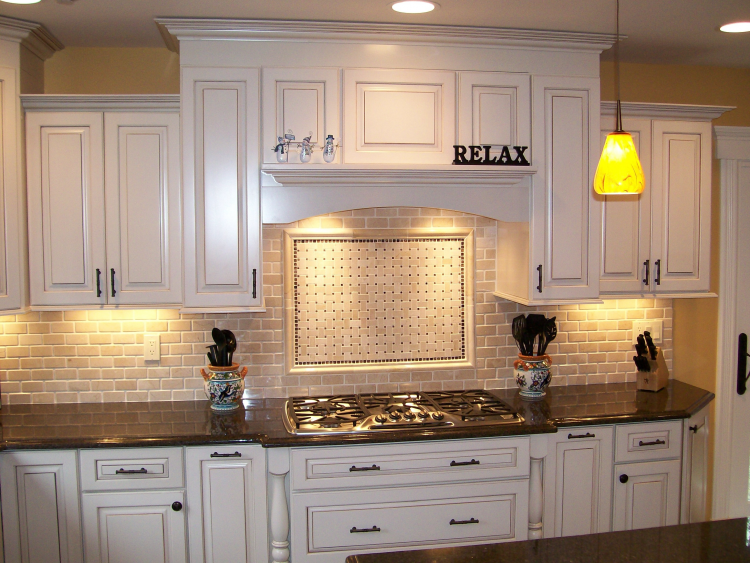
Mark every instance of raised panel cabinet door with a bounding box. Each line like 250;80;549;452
681;407;710;523
599;117;653;295
543;426;613;538
651;120;712;293
103;112;181;305
185;446;268;563
0;450;83;563
530;76;601;301
612;459;681;531
262;67;340;164
343;68;456;164
457;71;531;160
182;67;262;309
81;490;186;563
26;112;106;306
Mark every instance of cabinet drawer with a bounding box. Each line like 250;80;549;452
291;437;529;491
80;447;184;491
615;421;683;462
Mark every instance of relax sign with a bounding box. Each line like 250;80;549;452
452;145;530;166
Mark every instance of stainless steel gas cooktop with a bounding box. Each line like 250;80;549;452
283;390;522;434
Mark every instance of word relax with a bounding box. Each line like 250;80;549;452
452;145;530;166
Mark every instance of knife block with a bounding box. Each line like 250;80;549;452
637;347;669;392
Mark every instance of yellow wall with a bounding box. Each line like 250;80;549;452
44;47;179;95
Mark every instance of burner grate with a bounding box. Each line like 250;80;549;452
287;396;366;429
426;390;517;421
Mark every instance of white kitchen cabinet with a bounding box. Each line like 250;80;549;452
24;98;181;307
612;459;681;531
543;426;613;538
185;445;268;563
181;67;263;310
81;490;186;563
681;406;710;523
0;450;83;563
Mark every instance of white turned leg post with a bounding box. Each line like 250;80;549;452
269;471;290;563
528;457;544;539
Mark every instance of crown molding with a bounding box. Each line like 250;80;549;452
21;94;180;111
155;17;617;54
0;16;63;61
715;126;750;161
601;101;734;121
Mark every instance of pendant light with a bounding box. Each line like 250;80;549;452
594;0;645;195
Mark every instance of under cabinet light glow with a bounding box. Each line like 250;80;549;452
720;22;750;33
0;0;41;4
392;1;437;14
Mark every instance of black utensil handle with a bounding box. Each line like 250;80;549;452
619;474;629;484
349;464;380;472
655;259;661;285
638;439;666;447
568;432;595;439
450;459;480;467
536;264;543;293
210;452;242;458
738;333;749;395
643;259;650;285
350;526;380;533
252;268;257;299
450;518;479;525
110;268;116;297
96;268;102;297
116;468;148;474
172;501;182;511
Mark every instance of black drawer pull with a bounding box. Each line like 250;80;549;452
450;459;480;467
450;518;479;525
350;526;380;533
96;268;102;297
568;432;595;439
689;425;698;433
115;468;148;475
620;474;629;484
171;501;182;512
110;268;116;297
210;452;242;458
350;464;380;472
638;439;666;447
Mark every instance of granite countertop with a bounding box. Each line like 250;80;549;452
0;380;713;450
345;518;750;563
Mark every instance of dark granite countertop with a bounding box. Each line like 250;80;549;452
0;380;713;450
345;518;750;563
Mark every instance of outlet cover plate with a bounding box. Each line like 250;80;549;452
144;334;160;361
632;320;663;344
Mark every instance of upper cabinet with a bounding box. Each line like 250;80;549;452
181;67;262;310
599;104;729;297
23;97;182;308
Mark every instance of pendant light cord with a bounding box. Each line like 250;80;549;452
615;0;623;132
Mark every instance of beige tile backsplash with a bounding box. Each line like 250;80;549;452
0;207;673;404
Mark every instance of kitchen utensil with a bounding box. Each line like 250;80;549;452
222;329;237;366
512;315;528;355
636;334;647;357
206;345;219;366
537;316;557;356
212;328;228;366
644;331;657;360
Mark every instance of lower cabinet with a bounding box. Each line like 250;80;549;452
81;490;187;563
612;459;681;531
185;445;268;563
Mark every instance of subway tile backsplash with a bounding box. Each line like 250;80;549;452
0;208;672;404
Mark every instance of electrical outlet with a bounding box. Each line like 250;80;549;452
632;320;663;344
144;334;160;361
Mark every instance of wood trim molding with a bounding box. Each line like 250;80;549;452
715;126;750;161
21;95;181;111
601;101;734;121
155;18;617;53
0;15;63;60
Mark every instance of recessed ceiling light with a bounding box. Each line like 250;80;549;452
0;0;41;3
392;1;437;14
720;21;750;33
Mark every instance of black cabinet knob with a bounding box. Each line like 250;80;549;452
619;474;629;484
171;501;183;511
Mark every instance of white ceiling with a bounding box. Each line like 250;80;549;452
0;0;749;68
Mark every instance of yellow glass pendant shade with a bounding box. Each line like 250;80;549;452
594;131;645;195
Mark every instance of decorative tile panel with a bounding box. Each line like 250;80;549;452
284;230;475;373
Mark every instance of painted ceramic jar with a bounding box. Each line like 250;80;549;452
514;354;552;399
201;364;248;412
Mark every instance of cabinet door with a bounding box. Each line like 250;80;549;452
681;407;709;523
543;426;613;538
104;112;181;305
612;459;681;531
81;490;186;563
599;117;653;295
651;120;712;293
531;76;601;301
26;112;106;306
182;67;262;309
0;450;83;563
185;445;268;563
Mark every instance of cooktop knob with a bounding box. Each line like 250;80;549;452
388;411;402;421
417;411;429;419
403;411;416;420
431;412;445;421
375;414;387;424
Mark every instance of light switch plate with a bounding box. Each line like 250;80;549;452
144;334;160;361
632;320;663;344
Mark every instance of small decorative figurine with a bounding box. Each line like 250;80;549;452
323;134;336;163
